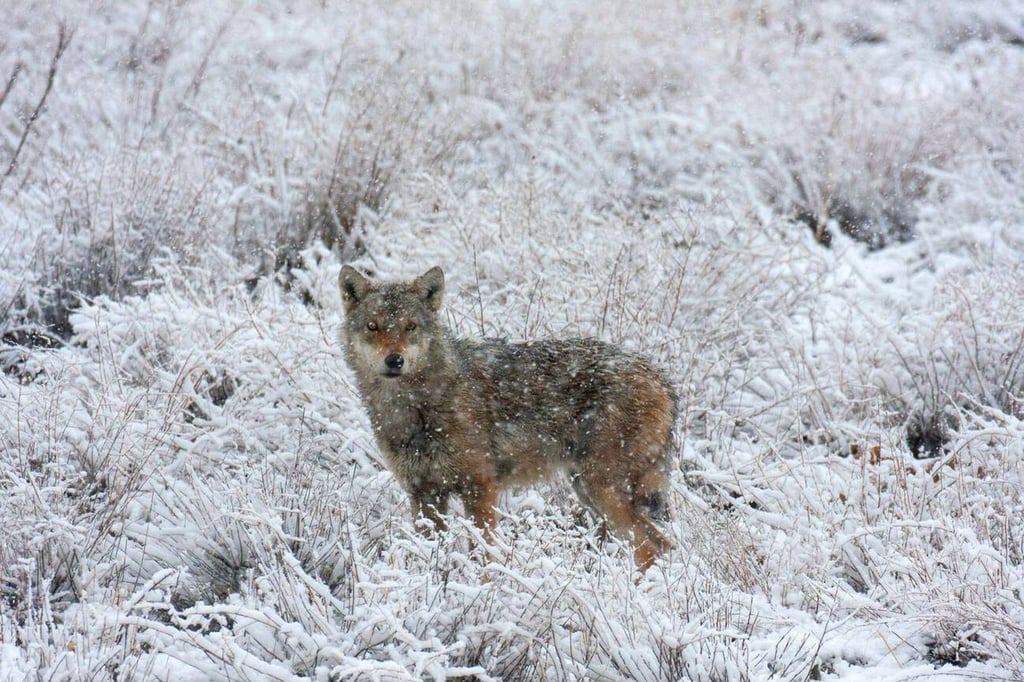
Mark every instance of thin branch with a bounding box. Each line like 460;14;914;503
0;61;24;113
186;9;236;99
1;24;74;192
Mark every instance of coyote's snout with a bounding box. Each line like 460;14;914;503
339;265;677;571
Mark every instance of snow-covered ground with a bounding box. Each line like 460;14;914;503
2;1;1023;679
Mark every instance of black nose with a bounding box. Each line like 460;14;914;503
384;354;405;371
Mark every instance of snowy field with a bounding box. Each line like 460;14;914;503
2;1;1023;679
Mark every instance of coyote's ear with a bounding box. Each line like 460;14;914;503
339;265;371;312
416;266;445;312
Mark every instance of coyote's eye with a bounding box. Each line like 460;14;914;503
406;321;417;331
366;321;378;332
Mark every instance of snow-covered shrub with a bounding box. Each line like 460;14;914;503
888;263;1024;455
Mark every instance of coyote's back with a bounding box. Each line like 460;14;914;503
338;265;677;571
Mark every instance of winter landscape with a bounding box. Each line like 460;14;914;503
2;1;1023;680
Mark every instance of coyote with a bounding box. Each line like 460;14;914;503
338;265;677;570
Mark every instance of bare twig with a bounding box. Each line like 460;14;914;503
1;24;73;192
186;9;236;98
0;61;24;113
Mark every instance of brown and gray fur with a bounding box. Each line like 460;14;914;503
338;265;677;570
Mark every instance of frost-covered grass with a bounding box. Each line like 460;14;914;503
2;1;1024;680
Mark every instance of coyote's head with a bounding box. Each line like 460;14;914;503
339;265;445;379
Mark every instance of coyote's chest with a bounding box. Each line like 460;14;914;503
365;386;456;473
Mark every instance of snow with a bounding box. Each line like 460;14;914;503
2;0;1024;679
